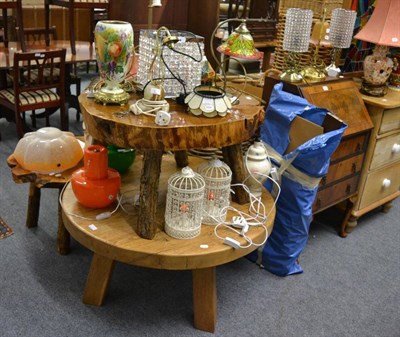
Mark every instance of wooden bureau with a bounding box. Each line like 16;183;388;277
263;75;373;237
347;88;400;230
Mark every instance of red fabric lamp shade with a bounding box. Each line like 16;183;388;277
354;0;400;47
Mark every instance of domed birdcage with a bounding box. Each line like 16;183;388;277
197;158;232;225
165;166;205;239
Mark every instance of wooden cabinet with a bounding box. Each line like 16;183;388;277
263;74;373;236
348;89;400;228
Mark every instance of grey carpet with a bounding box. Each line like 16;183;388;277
0;73;399;337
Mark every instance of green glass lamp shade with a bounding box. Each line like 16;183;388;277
216;22;262;60
107;145;136;174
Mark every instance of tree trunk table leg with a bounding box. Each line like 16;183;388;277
82;253;115;306
174;150;188;168
57;187;70;255
137;150;163;240
26;183;40;228
222;144;249;204
192;267;217;333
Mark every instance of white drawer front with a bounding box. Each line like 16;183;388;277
359;163;400;209
379;107;400;134
370;132;400;170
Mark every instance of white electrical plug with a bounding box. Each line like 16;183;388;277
224;237;241;249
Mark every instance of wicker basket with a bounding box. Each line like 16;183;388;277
273;0;344;71
279;0;344;17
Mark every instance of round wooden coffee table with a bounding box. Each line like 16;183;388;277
79;92;265;240
61;155;275;332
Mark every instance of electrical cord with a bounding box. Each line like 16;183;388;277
130;98;169;116
59;180;141;221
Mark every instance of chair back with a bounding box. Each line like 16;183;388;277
13;49;66;111
17;26;57;51
0;0;25;50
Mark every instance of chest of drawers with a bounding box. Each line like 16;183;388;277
262;75;373;236
347;89;400;230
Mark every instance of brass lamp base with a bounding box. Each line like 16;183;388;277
302;66;326;82
94;88;130;106
280;70;303;83
360;79;388;97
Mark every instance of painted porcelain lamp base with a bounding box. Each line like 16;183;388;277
94;20;134;105
360;45;394;97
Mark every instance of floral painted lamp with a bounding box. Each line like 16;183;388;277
354;0;400;97
94;20;134;105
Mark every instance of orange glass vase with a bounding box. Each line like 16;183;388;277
71;145;121;208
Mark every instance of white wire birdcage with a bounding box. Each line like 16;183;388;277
197;158;232;225
165;166;205;239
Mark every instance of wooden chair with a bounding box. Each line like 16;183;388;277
44;0;112;55
0;0;25;51
0;49;67;139
17;26;82;122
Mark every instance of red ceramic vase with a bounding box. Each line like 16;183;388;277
71;145;121;208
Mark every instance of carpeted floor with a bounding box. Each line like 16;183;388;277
1;70;399;337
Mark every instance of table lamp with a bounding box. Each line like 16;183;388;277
280;8;314;82
325;8;357;77
354;0;400;97
211;17;275;67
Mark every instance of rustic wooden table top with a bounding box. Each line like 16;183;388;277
61;154;275;270
79;92;265;151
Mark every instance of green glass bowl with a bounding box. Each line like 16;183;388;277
107;144;135;174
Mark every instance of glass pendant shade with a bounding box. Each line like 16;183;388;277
184;84;232;117
13;127;83;174
216;21;262;60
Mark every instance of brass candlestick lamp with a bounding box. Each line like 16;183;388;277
302;8;330;81
280;8;314;82
325;8;357;77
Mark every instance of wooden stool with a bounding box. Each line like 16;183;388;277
7;153;83;254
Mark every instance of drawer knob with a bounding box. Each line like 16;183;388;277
382;178;391;188
392;144;400;154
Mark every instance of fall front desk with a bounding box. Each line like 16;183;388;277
60;92;274;332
